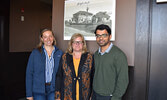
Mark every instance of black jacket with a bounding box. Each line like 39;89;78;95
55;52;94;100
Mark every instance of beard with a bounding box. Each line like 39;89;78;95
97;39;110;47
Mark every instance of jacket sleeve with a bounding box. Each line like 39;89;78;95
26;51;34;97
111;52;129;100
55;57;63;99
91;54;95;88
90;54;95;97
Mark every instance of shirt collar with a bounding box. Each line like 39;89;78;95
43;45;55;59
98;42;113;55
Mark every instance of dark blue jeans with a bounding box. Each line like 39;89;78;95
33;85;55;100
92;90;112;100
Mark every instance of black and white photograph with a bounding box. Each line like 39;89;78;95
64;0;116;40
157;0;167;3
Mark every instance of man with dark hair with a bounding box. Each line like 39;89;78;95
92;24;129;100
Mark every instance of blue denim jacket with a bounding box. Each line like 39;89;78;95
26;46;63;97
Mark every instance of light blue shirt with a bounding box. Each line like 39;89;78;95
98;42;113;55
43;46;55;83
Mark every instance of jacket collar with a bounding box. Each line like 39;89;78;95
41;45;59;61
66;52;88;77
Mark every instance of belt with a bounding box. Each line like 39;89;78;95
45;82;51;86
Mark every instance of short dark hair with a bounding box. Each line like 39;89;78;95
94;24;111;35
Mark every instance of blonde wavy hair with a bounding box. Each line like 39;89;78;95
37;28;56;52
66;33;87;54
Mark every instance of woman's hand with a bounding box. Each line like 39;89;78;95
27;97;33;100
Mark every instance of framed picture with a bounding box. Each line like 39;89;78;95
64;0;116;41
157;0;167;3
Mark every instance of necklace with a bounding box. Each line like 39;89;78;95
49;55;51;59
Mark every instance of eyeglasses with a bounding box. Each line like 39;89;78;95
72;41;83;45
95;34;108;38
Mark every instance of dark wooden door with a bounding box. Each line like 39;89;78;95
148;1;167;100
135;0;167;100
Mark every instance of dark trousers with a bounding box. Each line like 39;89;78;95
92;90;112;100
